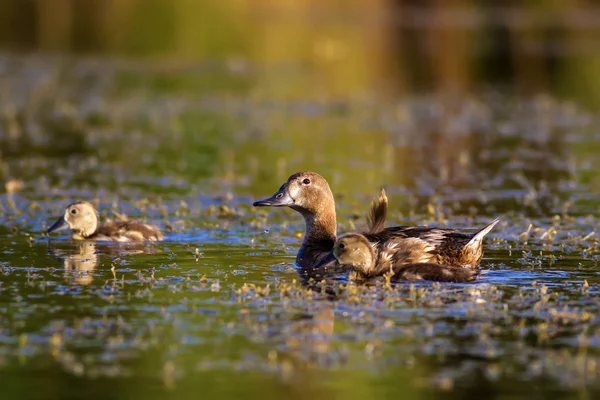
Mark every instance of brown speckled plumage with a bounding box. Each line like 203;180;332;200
335;233;478;283
361;218;499;268
253;171;498;278
47;201;164;242
93;221;164;241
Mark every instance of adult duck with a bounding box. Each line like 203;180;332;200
253;172;498;274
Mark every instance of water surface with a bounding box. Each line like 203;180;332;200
1;53;600;399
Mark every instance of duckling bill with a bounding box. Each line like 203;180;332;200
253;171;499;273
333;233;478;283
47;201;164;242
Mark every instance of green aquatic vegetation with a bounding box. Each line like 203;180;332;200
1;55;600;399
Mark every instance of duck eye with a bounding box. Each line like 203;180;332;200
339;243;345;249
275;193;283;199
302;178;311;185
70;209;77;215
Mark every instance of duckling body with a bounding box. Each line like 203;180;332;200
253;172;498;274
333;233;478;283
47;201;164;242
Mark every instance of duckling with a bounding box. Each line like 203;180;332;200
47;201;164;242
333;233;478;283
253;171;498;272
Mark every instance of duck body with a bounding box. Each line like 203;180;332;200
361;221;498;268
334;233;478;283
85;221;164;242
253;172;498;277
47;201;164;242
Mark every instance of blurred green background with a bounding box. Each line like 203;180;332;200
2;0;600;102
3;0;600;200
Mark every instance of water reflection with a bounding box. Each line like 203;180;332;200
48;241;98;285
283;304;336;364
47;240;161;285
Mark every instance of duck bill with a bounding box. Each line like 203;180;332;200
47;216;69;234
253;186;294;207
313;252;337;269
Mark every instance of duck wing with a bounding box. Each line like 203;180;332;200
93;221;164;242
379;218;499;247
312;219;499;275
363;218;499;267
312;226;472;274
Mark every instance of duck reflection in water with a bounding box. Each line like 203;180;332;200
49;241;98;285
48;241;159;285
257;303;337;379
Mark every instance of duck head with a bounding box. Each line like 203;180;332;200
47;201;99;239
253;171;335;217
333;233;375;275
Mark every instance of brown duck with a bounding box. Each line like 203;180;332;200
47;201;164;242
253;171;498;274
333;233;478;283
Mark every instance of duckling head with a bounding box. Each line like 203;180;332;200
253;171;334;217
333;233;375;275
47;201;99;239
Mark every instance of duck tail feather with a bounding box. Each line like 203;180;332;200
365;188;388;234
466;268;481;282
465;217;500;250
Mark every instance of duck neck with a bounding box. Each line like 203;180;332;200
295;207;337;268
302;210;336;244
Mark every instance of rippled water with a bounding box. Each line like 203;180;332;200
2;55;600;399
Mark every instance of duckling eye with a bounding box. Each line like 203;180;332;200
302;178;311;185
339;243;345;250
70;209;77;215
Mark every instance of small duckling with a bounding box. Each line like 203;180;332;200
333;233;478;283
47;201;164;242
